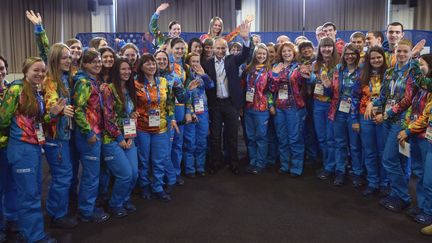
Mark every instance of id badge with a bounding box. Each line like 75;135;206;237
278;85;289;100
338;97;351;113
194;98;205;114
314;83;324;95
149;109;161;127
35;123;45;144
246;87;255;103
426;121;432;142
123;118;137;138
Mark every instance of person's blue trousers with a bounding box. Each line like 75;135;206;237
382;121;410;204
410;136;428;210
69;134;80;201
266;115;278;167
274;108;307;175
333;111;363;176
304;96;319;162
102;141;138;208
136;131;169;193
7;139;46;242
165;127;177;186
245;109;269;169
313;100;335;172
183;112;209;174
359;117;388;189
74;130;102;217
43;139;73;219
423;142;432;215
0;147;18;232
172;105;185;177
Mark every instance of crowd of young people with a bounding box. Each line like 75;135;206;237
0;3;432;242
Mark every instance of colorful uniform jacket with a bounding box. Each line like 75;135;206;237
100;83;135;144
169;56;193;114
186;69;214;114
0;80;45;145
199;28;240;44
373;61;419;123
0;79;10;148
73;70;104;139
134;76;174;134
149;12;172;49
402;88;432;138
328;64;362;122
242;64;273;111
308;62;336;103
35;24;49;63
43;73;73;141
359;72;383;115
270;62;307;110
159;69;191;106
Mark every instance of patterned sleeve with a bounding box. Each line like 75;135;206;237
199;34;210;43
0;85;21;130
387;75;418;118
149;12;165;48
165;78;175;120
350;78;362;123
407;93;432;135
73;79;92;135
101;84;124;142
43;79;60;124
223;27;240;44
373;71;389;107
201;74;214;89
35;24;50;63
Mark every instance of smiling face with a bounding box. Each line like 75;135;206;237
191;41;203;55
123;48;138;65
26;61;46;86
366;33;381;47
213;39;227;60
301;46;314;59
212;20;222;36
395;44;411;65
386;25;404;46
255;47;268;64
69;42;82;62
281;46;294;63
98;39;108;49
59;48;72;72
369;51;384;69
0;59;6;81
323;26;336;41
83;56;102;76
141;60;157;77
170;24;181;38
101;51;115;68
172;42;185;60
119;61;132;82
155;52;169;70
419;57;430;77
343;49;357;66
189;55;201;66
320;45;334;58
351;37;365;52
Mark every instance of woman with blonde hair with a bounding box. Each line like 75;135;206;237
199;15;254;44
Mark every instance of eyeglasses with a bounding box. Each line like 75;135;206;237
344;53;357;57
90;60;102;65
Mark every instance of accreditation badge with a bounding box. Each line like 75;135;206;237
314;83;324;95
246;87;255;103
278;85;289;100
35;123;45;144
338;97;351;113
123;118;137;138
194;98;205;114
149;109;161;127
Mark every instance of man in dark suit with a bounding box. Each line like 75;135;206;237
202;21;251;175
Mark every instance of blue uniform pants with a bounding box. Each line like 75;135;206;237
183;112;209;174
313;100;335;172
165;127;177;186
171;105;185;176
333;111;363;176
245;109;269;169
102;141;138;208
382;121;410;203
274;108;307;175
266;115;278;166
136;131;169;193
410;137;428;210
7;139;45;242
360;117;388;188
74;130;102;217
43;139;72;219
0;147;18;232
423;143;432;215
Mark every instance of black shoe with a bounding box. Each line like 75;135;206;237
230;165;240;175
124;201;137;214
108;207;128;218
153;191;171;202
176;176;185;186
196;171;206;177
51;216;78;229
316;169;333;180
165;184;175;194
406;206;422;219
185;173;196;179
362;187;379;197
78;207;110;223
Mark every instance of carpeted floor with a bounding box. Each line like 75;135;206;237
39;163;429;243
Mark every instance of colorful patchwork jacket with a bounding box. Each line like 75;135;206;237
135;76;174;134
149;12;171;50
0;80;45;145
308;62;336;103
373;61;419;123
270;62;307;110
199;28;240;44
43;73;73;141
100;83;135;144
169;56;193;114
186;69;214;114
359;73;383;115
402;88;432;138
73;70;104;139
0;79;10;148
242;64;273;111
35;24;49;63
328;64;362;123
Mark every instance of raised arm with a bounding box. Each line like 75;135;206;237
26;10;49;63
